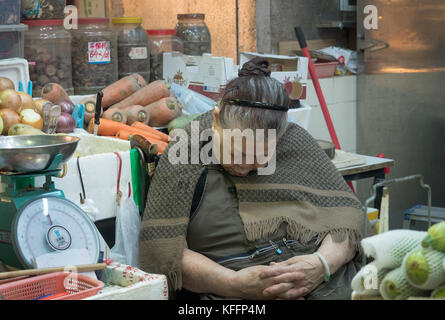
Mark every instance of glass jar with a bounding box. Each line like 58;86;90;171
112;17;151;82
21;0;67;19
70;18;118;95
147;29;184;82
23;19;73;96
175;13;211;56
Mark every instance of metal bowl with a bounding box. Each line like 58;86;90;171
0;135;80;173
316;139;336;160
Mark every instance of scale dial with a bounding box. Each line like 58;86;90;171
12;196;100;268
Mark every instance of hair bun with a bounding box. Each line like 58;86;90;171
238;57;271;77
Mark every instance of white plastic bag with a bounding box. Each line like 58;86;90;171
316;46;357;75
110;192;141;268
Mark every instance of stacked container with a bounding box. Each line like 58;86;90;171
20;0;67;20
147;29;184;81
175;13;211;56
23;19;73;96
0;1;27;60
70;18;118;95
112;17;151;82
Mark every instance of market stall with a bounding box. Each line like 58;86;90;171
0;1;443;302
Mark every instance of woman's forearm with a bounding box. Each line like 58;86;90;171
182;248;237;297
316;233;356;275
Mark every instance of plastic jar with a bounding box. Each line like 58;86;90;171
112;17;150;82
21;0;66;19
23;19;73;96
175;13;211;56
70;18;118;95
147;29;184;82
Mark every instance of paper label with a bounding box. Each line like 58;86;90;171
129;47;148;60
88;41;111;64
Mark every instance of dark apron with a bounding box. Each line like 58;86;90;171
186;168;360;300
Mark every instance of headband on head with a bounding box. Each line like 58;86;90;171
221;98;289;112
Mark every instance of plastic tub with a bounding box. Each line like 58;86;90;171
175;13;211;56
21;0;67;19
23;19;73;96
112;17;150;82
0;272;104;300
147;29;184;81
309;61;339;79
70;18;118;95
0;0;20;24
0;24;27;60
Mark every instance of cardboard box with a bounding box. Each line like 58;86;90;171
162;52;237;100
74;0;107;18
240;52;309;100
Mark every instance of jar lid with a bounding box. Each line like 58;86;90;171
78;18;110;24
22;19;64;26
112;17;142;24
147;29;176;36
177;13;205;20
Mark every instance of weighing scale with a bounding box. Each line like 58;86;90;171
0;138;105;270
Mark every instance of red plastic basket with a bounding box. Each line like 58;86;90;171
0;272;104;300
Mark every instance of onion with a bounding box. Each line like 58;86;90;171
59;100;75;114
0;108;20;135
0;77;14;91
17;92;36;112
0;89;22;112
20;109;43;130
56;112;76;133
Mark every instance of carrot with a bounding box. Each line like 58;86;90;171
109;80;171;110
116;129;165;143
144;97;182;127
81;97;102;126
103;107;127;123
123;105;149;125
87;118;131;136
131;121;170;142
41;83;71;104
97;74;146;110
116;130;168;154
88;118;168;142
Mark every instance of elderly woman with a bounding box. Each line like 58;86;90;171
139;58;368;300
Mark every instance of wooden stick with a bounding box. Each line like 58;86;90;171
0;263;108;280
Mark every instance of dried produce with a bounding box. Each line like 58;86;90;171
175;14;211;56
71;18;118;95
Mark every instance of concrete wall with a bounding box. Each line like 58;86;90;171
256;0;349;54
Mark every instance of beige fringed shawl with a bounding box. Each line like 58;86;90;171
139;111;366;293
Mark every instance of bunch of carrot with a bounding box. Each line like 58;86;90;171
81;74;183;129
88;118;170;155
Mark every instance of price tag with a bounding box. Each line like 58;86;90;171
88;41;111;64
129;47;148;60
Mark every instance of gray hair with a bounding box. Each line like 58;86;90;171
218;65;290;139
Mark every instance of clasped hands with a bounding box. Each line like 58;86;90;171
231;254;326;300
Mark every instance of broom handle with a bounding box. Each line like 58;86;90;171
295;26;356;193
0;263;108;280
295;26;341;149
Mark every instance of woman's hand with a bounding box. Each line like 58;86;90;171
230;264;307;300
259;254;326;300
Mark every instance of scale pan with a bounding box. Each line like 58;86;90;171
0;135;79;173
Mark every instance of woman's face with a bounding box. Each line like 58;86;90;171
212;107;276;177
